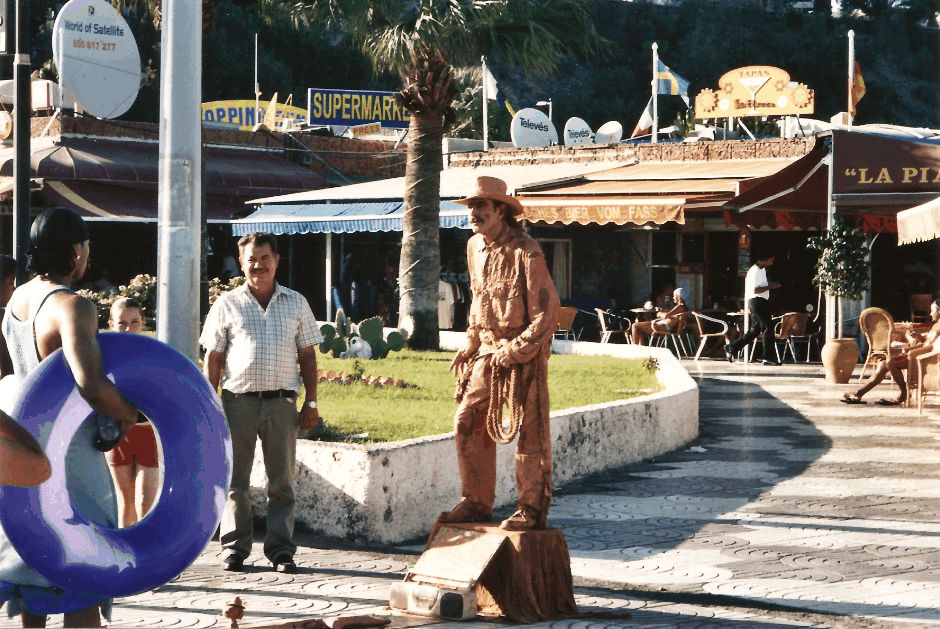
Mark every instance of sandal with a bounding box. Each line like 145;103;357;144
841;394;867;405
875;398;903;406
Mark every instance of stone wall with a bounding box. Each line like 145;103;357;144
447;137;815;169
30;115;406;181
247;340;698;544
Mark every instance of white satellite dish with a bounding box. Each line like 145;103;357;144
52;0;141;119
510;108;558;148
563;117;593;146
594;121;624;145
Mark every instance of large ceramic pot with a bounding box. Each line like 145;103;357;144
820;338;859;384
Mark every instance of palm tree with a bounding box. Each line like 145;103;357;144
288;0;603;349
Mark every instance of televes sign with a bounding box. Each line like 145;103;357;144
307;88;410;129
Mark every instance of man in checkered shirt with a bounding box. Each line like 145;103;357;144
201;232;323;575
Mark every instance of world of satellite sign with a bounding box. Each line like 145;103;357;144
307;88;410;129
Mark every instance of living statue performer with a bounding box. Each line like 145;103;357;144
439;177;561;532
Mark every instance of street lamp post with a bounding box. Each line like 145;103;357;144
536;99;552;121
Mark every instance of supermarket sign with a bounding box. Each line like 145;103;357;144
307;88;410;129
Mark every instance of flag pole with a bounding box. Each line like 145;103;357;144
847;30;855;127
482;56;489;152
651;42;658;144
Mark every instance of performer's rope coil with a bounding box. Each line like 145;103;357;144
485;357;523;444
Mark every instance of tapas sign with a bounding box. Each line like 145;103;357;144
694;66;813;119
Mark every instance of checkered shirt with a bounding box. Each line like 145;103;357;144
200;282;323;394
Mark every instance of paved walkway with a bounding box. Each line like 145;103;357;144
5;359;940;628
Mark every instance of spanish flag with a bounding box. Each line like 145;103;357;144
849;61;866;116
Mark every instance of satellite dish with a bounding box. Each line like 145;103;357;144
594;121;624;145
510;108;558;148
52;0;141;119
563;117;593;146
0;111;11;140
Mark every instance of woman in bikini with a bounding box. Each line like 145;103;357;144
632;287;690;346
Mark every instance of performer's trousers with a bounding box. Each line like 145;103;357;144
453;353;552;520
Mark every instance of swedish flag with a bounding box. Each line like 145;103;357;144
657;59;690;107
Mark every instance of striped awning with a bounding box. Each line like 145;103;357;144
897;198;940;244
231;200;470;235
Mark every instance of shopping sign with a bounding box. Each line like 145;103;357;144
202;100;306;130
694;66;814;119
307;88;410;129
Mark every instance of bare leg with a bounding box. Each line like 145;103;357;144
63;606;101;628
889;366;907;403
136;465;160;520
109;462;137;527
21;611;45;628
632;322;652;345
851;360;891;400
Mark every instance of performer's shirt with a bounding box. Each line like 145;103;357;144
466;225;560;364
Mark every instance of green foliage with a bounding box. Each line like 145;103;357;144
80;273;163;330
807;213;870;302
208;276;246;308
120;274;158;318
304;350;662;443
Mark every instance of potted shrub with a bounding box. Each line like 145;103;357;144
807;214;870;383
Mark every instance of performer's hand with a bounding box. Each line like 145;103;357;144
299;405;320;431
449;348;473;375
493;347;513;368
115;416;136;447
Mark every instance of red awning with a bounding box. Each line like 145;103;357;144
723;209;896;233
0;136;327;199
40;180;253;222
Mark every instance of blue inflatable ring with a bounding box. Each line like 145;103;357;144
0;333;232;598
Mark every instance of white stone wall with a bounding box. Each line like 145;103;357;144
247;337;698;544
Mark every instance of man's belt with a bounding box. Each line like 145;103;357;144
232;389;297;399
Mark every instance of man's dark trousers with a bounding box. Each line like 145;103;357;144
729;298;775;361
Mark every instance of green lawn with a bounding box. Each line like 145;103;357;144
304;350;661;443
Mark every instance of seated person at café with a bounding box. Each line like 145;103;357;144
842;300;940;406
632;287;689;345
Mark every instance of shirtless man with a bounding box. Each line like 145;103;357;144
842;302;940;406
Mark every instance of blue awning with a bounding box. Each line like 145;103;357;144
231;200;470;235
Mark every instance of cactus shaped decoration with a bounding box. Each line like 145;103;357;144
318;310;404;359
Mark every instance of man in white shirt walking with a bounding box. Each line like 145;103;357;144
201;232;323;574
725;249;780;365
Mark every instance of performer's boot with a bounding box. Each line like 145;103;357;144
437;498;492;523
499;505;545;531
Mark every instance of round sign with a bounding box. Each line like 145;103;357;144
0;111;11;140
563;117;593;146
594;121;624;145
52;0;141;119
510;108;558;148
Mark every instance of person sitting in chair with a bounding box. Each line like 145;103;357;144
842;301;940;406
632;287;689;346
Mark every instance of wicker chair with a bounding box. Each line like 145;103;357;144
910;294;934;324
555;306;579;341
858;307;897;383
775;312;812;364
908;344;940;414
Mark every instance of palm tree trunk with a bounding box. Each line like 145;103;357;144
398;109;443;350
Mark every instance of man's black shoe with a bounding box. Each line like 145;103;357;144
272;554;297;574
724;344;735;363
762;359;781;366
222;554;244;572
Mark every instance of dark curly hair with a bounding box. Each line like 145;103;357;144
26;207;90;277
